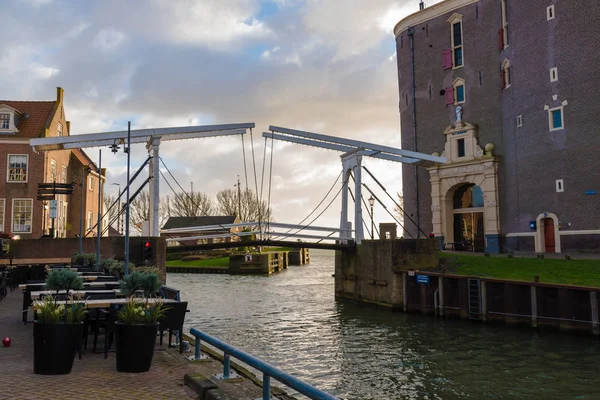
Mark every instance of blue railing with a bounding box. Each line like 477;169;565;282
190;327;338;400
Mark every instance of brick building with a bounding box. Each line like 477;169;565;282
0;87;106;239
395;0;600;253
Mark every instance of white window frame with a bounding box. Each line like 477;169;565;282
516;115;523;128
501;0;509;48
0;113;10;130
547;5;555;21
502;59;511;89
550;67;558;82
87;211;93;230
12;198;33;234
556;179;564;193
548;106;564;131
453;77;466;105
88;176;94;191
50;159;57;183
61;165;67;183
7;154;29;183
448;14;464;69
57;122;63;137
0;198;5;232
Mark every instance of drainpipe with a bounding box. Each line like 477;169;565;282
408;26;421;237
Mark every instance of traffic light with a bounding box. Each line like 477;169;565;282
142;241;152;261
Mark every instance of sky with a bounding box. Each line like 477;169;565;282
1;0;442;236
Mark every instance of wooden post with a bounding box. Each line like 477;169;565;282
480;281;487;322
591;292;599;336
402;273;407;312
438;277;444;317
531;285;538;329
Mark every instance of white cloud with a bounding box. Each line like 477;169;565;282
28;62;59;79
93;29;126;52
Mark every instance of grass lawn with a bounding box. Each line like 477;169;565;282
166;257;229;268
442;253;600;287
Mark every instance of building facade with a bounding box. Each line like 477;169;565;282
395;0;600;253
0;87;105;239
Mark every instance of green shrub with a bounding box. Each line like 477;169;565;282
34;295;87;324
71;252;97;267
120;271;161;297
117;297;166;325
45;269;84;292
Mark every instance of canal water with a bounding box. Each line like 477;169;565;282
167;250;600;400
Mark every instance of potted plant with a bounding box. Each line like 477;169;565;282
33;269;86;375
115;272;165;372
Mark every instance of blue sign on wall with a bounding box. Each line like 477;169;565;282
416;275;430;284
585;190;597;195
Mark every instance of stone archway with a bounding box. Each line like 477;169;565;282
535;212;561;253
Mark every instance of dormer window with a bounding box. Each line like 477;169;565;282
0;114;9;129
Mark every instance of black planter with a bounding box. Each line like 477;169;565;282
33;321;83;375
115;322;159;373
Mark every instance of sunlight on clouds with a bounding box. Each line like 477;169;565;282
93;29;127;52
28;62;59;79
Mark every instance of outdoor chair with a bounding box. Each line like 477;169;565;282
94;276;119;282
82;292;117;352
0;272;7;300
159;301;189;353
28;265;46;281
100;305;121;359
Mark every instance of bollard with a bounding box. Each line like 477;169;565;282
223;353;231;379
195;338;201;360
262;374;271;400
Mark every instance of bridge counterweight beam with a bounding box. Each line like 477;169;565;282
148;137;161;237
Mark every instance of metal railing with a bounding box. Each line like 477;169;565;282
190;327;338;400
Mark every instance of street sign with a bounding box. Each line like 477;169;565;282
416;275;430;284
408;270;415;277
49;200;57;219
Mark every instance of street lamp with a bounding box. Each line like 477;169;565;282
368;195;375;240
111;183;121;234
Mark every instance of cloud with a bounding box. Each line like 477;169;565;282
93;29;127;52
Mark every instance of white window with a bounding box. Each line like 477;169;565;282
89;176;93;191
550;67;558;82
502;59;511;89
547;5;555;20
57;122;63;137
50;159;57;182
449;15;464;68
0;199;5;232
0;114;9;130
548;106;564;131
62;166;67;183
87;211;93;230
556;179;564;193
7;154;28;182
501;0;509;47
453;78;466;104
12;199;33;233
516;115;523;128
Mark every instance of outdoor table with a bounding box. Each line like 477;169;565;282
19;281;119;290
47;297;179;309
30;289;122;300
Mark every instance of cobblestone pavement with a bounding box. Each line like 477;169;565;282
0;289;265;400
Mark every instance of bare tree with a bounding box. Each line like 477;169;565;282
129;190;170;232
103;194;120;232
168;191;214;217
393;192;405;228
216;188;272;223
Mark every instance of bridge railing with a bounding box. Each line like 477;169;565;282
189;327;339;400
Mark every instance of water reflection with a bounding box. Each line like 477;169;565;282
168;250;600;400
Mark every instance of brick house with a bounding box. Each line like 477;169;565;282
0;87;105;239
395;0;600;253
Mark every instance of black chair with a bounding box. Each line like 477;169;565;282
82;293;117;352
159;301;189;353
101;305;121;359
0;272;7;300
29;265;46;281
22;283;45;324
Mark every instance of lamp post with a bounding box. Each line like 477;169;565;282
368;195;375;240
111;183;121;234
43;202;48;235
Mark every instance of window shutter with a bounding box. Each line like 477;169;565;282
500;71;505;90
498;28;504;51
443;49;452;69
445;87;454;105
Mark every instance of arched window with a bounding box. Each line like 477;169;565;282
453;184;484;209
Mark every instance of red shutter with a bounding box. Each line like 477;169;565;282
500;71;505;90
445;87;454;105
443;49;452;69
498;28;504;51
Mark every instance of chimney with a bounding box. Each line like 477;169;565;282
66;121;71;135
419;1;425;10
56;87;64;103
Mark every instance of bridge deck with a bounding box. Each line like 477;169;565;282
165;239;355;252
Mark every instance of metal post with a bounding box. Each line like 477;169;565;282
223;353;231;379
370;204;374;240
79;167;85;254
262;374;271;400
237;175;242;219
151;137;160;237
96;149;102;269
124;122;131;276
339;169;349;239
195;338;201;360
353;157;364;244
531;285;538;328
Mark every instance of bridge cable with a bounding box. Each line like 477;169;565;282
362;165;428;237
347;176;379;239
240;134;249;190
272;173;349;241
159;157;243;239
362;182;414;239
279;170;343;236
266;132;275;237
248;128;263;237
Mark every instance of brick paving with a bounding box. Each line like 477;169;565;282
0;289;265;400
